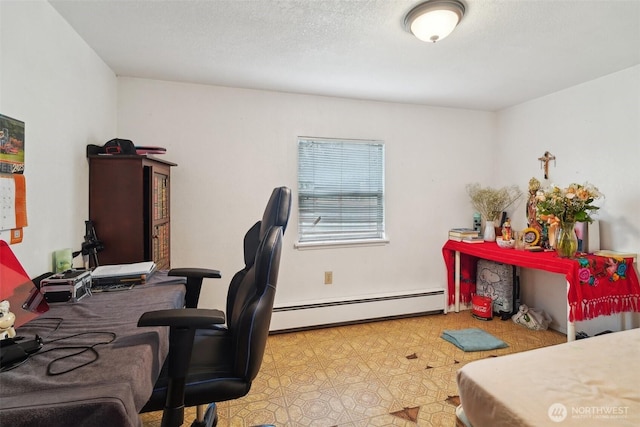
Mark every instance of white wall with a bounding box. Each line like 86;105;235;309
0;0;117;275
496;66;640;334
118;68;639;334
117;78;497;312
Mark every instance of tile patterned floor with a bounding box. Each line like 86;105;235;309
140;311;566;426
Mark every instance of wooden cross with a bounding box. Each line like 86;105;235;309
538;151;556;180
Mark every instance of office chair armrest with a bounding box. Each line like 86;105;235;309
138;307;227;422
168;268;222;308
138;308;225;329
168;268;221;279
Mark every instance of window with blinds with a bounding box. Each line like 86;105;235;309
297;137;385;245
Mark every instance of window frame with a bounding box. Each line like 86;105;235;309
295;136;387;249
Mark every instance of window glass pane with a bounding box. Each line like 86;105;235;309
298;138;385;243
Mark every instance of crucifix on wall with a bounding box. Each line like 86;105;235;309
538;151;556;180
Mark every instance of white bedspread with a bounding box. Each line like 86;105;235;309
457;328;640;427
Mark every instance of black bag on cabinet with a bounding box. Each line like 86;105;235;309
86;138;136;157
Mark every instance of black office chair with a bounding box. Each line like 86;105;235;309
138;186;291;426
223;186;291;325
149;186;290;426
169;186;291;309
138;225;284;427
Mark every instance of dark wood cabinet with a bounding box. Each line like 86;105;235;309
88;155;176;269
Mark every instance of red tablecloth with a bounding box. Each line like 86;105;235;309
442;240;640;321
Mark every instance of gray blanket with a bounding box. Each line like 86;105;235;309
0;273;185;427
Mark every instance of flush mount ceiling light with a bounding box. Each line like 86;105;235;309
404;0;465;43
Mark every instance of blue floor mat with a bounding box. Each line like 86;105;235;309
441;328;508;352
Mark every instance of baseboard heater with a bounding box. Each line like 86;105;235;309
270;289;445;332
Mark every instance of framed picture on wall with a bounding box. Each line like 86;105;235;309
0;114;25;174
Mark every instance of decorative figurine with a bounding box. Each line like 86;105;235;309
527;177;543;234
0;300;17;339
502;218;512;241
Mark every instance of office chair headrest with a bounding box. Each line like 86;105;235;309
259;187;291;239
243;221;261;267
254;226;283;295
242;187;290;270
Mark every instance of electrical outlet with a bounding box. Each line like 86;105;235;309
324;271;333;285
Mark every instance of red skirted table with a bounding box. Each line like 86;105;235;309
442;240;640;341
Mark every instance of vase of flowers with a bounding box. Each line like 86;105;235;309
535;182;603;258
555;220;578;258
483;220;496;242
466;184;523;242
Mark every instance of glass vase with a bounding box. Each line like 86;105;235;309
555;221;578;258
483;220;496;242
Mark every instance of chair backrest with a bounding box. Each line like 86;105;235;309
244;186;292;270
258;186;292;245
226;187;291;324
230;225;283;380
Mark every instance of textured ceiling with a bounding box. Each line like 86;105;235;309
49;0;640;111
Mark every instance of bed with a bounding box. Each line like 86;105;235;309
456;327;640;427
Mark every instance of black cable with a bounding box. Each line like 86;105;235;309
2;319;117;375
43;330;115;346
0;318;65;373
39;346;101;376
22;317;64;340
37;331;116;375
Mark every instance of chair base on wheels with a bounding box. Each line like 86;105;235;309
190;403;217;427
190;402;275;427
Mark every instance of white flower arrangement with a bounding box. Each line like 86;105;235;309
466;183;523;222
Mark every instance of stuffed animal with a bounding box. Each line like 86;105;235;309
0;300;17;339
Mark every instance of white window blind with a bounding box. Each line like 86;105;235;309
298;137;385;243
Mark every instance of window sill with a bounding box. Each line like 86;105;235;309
294;238;390;250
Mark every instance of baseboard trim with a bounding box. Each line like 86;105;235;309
270;310;443;334
270;289;445;332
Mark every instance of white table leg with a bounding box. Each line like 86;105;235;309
455;250;461;312
566;279;575;342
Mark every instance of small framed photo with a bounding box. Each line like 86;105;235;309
523;227;540;246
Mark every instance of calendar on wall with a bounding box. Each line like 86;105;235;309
0;114;27;244
0;174;27;243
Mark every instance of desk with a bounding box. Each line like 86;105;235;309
0;273;185;427
442;240;640;342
